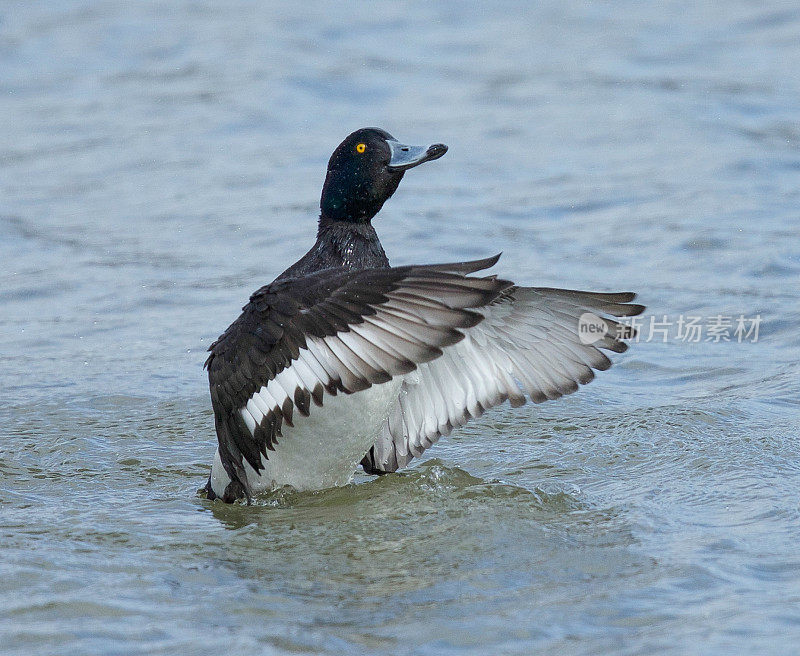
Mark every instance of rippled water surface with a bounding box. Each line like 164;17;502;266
2;1;800;654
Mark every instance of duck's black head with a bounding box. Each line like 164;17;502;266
320;127;447;224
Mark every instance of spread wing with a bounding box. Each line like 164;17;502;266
205;255;510;490
361;287;645;474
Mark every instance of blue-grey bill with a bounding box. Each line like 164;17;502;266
387;140;448;170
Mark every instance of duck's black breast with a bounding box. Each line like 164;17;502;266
276;221;390;282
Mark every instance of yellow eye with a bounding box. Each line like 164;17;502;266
356;143;366;154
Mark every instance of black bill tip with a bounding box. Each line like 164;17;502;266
425;143;448;161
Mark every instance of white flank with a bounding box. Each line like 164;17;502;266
243;378;402;492
209;448;232;498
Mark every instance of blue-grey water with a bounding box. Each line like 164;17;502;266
2;1;799;654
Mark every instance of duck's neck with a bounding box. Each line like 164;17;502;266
317;218;389;267
276;217;389;281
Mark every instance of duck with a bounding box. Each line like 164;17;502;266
203;127;644;503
